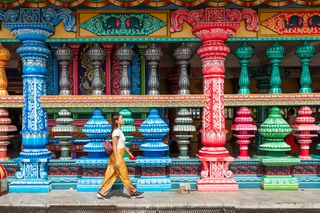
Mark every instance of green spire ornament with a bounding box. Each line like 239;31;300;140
119;109;136;158
257;107;300;190
258;107;291;157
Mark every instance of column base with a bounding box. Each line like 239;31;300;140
237;156;250;160
197;156;238;192
298;155;311;160
77;177;101;192
178;156;190;160
261;175;299;190
197;178;238;192
9;179;51;193
136;177;171;191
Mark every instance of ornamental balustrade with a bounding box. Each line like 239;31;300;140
0;7;319;192
1;44;320;149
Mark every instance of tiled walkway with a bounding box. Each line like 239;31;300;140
0;188;320;210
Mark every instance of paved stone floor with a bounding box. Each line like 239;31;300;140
0;188;320;210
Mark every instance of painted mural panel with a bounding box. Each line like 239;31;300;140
259;9;320;37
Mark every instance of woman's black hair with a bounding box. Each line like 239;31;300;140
111;113;121;133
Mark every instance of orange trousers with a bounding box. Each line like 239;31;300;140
98;148;136;195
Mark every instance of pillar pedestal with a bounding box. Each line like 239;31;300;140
197;156;237;192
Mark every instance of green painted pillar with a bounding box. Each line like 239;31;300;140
234;42;254;94
295;41;315;93
266;42;285;94
256;107;300;190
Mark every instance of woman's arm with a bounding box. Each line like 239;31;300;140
112;136;120;168
124;146;134;158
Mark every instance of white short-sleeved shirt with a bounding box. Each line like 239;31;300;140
112;128;126;149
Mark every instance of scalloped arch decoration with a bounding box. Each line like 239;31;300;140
0;0;319;8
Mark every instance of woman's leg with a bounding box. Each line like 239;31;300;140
117;158;136;195
98;155;118;196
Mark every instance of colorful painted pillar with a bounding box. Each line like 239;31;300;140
173;43;196;159
255;42;300;190
231;107;256;160
102;44;113;95
2;7;75;192
69;44;81;95
232;43;257;159
292;107;320;159
171;8;258;191
293;42;320;158
136;109;171;191
77;108;111;192
257;107;300;190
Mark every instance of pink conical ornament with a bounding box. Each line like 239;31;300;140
0;109;17;160
291;106;320;159
231;107;257;159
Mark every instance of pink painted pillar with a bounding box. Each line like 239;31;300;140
193;23;239;192
102;44;113;95
170;7;258;192
69;44;81;95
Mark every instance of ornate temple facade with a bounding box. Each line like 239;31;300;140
0;1;319;193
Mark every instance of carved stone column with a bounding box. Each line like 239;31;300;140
171;8;258;192
145;43;162;95
173;43;196;159
55;44;73;95
116;43;134;95
88;44;106;95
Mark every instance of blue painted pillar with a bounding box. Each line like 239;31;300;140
1;7;75;192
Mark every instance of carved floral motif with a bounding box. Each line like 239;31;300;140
170;8;258;33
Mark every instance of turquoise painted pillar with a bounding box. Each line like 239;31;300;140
1;7;75;192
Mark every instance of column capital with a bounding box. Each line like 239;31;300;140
170;8;258;39
1;7;75;41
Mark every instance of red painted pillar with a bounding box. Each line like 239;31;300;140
102;44;113;95
69;44;81;95
171;8;258;192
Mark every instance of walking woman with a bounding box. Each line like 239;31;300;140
97;113;144;200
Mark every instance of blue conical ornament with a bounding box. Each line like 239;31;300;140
138;108;169;157
136;108;171;191
82;108;111;158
